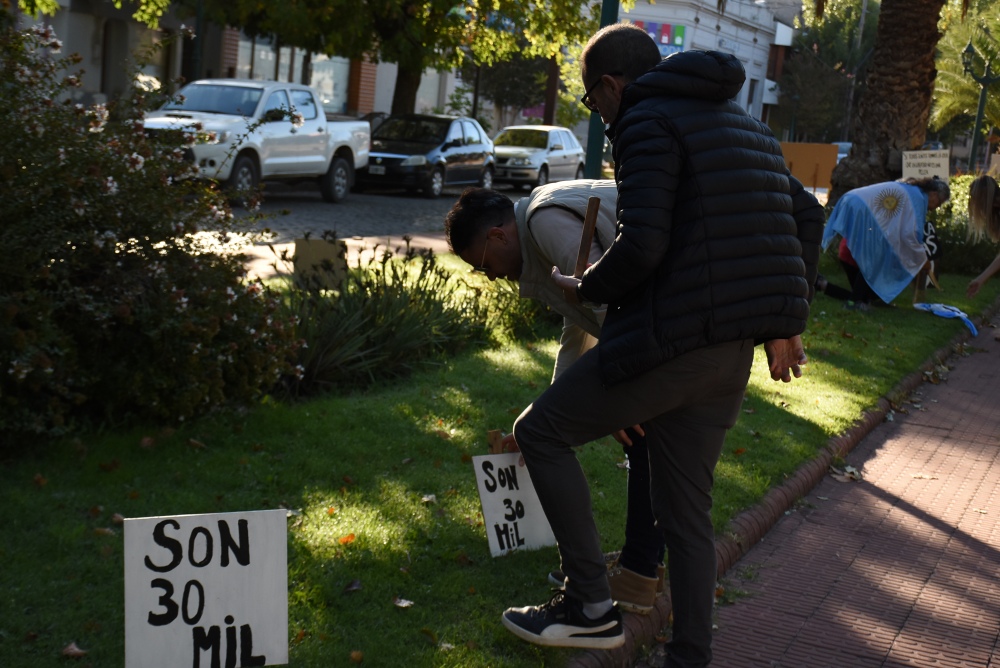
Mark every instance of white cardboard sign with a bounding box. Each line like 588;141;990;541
124;509;288;668
472;453;556;557
902;150;950;181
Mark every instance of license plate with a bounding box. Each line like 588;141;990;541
368;165;386;175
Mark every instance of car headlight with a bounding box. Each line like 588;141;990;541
200;130;232;145
400;155;427;166
510;157;533;166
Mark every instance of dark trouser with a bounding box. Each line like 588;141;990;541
513;340;754;668
619;429;666;577
823;261;881;304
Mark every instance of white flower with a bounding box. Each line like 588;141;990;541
71;197;86;216
57;148;67;164
102;177;118;195
126;152;145;172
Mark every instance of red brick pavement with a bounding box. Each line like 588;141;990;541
570;308;1000;668
708;317;1000;667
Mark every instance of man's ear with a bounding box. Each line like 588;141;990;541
603;73;626;98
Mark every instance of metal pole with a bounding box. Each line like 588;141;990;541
584;0;620;178
969;78;989;173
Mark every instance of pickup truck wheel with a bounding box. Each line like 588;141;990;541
226;154;259;196
423;167;444;199
479;166;494;189
320;157;351;203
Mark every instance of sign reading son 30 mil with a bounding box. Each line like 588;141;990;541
473;452;555;557
124;510;288;668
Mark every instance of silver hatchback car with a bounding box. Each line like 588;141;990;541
492;125;586;190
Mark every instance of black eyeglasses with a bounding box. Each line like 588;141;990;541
471;223;503;274
580;72;622;111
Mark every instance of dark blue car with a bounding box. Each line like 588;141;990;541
356;114;495;198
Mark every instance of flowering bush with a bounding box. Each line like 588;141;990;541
0;16;298;440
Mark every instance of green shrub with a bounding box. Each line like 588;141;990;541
0;18;298;439
274;234;499;397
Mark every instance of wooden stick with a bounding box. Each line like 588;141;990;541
487;429;504;454
574;196;601;278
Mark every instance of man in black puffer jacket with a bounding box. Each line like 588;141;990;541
501;24;822;665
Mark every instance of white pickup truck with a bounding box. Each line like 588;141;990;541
143;79;370;203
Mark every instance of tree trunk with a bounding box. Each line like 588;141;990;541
391;62;423;115
830;0;946;206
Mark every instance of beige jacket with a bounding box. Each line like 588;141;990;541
513;180;618;380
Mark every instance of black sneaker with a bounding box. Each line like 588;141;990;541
502;590;624;649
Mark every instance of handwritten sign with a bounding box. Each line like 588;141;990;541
472;453;556;557
903;150;950;181
124;510;288;668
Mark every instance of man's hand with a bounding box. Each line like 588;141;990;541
612;424;645;446
550;266;582;303
764;335;807;383
968;277;985;298
500;432;520;453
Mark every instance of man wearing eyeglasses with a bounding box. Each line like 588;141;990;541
500;23;822;664
445;180;669;616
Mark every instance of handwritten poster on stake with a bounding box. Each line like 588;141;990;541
473;453;556;557
124;509;288;668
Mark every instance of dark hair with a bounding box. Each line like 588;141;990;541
581;23;662;88
444;188;514;254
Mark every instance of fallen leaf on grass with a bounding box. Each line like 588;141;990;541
344;579;362;594
327;506;337;516
434;429;451;440
732;448;747;456
743;407;757;414
401;457;414;465
393;596;414;608
139;436;155;449
33;473;47;487
62;642;87;658
339;533;356;545
421;494;437;505
342;475;355;485
419;627;438;644
98;460;120;472
460;453;472;464
294;629;306;643
349;650;364;663
93;527;115;536
188;439;207;450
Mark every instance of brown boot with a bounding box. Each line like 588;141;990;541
608;562;659;614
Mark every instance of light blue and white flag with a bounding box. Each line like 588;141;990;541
821;182;928;303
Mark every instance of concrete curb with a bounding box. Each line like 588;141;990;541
568;297;1000;668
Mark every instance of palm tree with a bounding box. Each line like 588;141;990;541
827;0;953;204
930;12;1000;169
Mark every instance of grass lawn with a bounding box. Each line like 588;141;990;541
2;253;998;667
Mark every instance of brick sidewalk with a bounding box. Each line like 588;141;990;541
571;309;1000;668
709;317;1000;667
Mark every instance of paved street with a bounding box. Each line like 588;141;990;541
238;182;527;278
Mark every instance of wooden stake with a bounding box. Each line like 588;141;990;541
574;196;601;278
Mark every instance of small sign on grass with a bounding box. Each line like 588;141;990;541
124;509;288;668
473;452;556;557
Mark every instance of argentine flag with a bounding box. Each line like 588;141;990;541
821;182;929;303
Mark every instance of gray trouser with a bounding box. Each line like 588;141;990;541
513;339;753;667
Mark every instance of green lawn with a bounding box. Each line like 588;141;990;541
2;255;998;667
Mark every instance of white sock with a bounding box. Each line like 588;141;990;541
582;599;613;619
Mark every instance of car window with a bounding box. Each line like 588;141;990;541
560;131;579;150
462;121;483;146
290;90;318;120
373;117;450;143
162;84;263;116
494;129;547;149
445;121;464;145
263;90;291;119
